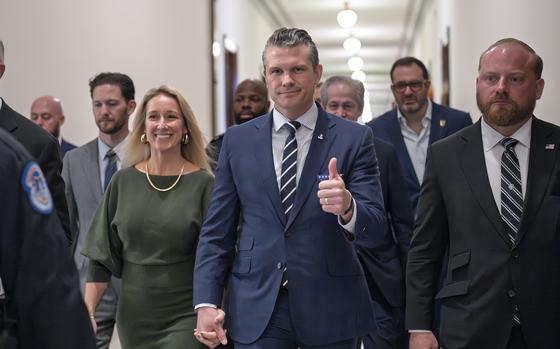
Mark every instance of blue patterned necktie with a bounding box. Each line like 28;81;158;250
500;137;522;325
279;121;300;288
280;121;301;217
104;149;118;191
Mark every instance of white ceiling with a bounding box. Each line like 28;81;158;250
254;0;421;108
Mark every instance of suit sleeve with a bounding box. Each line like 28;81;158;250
385;144;414;265
38;134;71;243
349;127;388;249
193;132;239;306
406;145;448;330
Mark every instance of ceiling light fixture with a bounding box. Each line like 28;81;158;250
348;56;364;71
337;2;357;29
351;70;366;83
343;36;361;56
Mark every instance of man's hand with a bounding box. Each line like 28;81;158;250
318;157;352;221
194;307;227;348
410;332;438;349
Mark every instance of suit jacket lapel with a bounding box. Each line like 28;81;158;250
0;102;19;135
429;103;445;144
385;111;419;185
516;117;557;246
253;113;287;226
286;108;335;229
460;122;510;245
82;140;103;202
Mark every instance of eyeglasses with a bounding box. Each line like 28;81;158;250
391;80;426;93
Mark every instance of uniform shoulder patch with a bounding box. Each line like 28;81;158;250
21;161;53;215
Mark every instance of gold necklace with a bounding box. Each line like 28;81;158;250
145;163;184;192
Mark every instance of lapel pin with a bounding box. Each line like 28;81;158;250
318;134;324;140
545;144;555;150
439;119;446;127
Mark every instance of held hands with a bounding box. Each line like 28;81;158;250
194;307;227;348
318;158;353;222
410;332;438;349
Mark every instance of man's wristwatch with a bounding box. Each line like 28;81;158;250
343;195;354;215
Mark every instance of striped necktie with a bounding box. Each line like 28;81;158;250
280;121;301;218
500;137;523;325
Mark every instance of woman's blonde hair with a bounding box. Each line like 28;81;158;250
123;85;210;171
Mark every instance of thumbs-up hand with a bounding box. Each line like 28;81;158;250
318;157;353;220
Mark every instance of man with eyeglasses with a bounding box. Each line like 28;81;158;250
367;57;472;212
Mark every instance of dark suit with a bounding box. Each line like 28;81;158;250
406;118;560;348
0;99;70;241
357;138;414;349
0;128;96;349
194;106;387;346
60;137;77;158
367;102;472;211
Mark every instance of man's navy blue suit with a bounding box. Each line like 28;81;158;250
367;102;472;211
194;106;387;346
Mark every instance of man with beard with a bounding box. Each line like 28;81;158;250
406;38;560;349
367;57;471;212
206;79;269;168
62;72;136;349
30;95;77;158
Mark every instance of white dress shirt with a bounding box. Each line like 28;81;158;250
397;100;433;183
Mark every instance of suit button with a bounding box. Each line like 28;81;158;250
511;251;519;258
277;262;283;270
508;289;516;298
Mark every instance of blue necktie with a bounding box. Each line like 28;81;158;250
104;149;117;191
280;121;301;217
279;121;300;288
500;137;522;325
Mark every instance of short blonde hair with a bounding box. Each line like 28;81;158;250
124;85;210;172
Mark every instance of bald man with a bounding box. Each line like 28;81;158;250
31;95;76;158
207;79;270;168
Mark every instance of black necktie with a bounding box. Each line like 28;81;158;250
280;121;301;218
500;137;523;325
104;149;117;191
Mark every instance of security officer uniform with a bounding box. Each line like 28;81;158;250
0;129;95;349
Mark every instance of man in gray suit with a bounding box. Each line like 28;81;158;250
62;72;136;348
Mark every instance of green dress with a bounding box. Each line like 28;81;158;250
82;167;213;349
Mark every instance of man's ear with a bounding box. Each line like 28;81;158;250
0;63;5;79
127;100;137;116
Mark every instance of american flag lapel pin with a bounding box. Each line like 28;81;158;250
439;119;446;127
318;134;324;140
545;143;555;150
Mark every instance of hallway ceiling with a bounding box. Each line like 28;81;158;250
254;0;425;111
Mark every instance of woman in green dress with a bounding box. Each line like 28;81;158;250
82;85;212;348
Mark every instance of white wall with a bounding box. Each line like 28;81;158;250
213;0;274;135
0;0;212;145
441;0;560;124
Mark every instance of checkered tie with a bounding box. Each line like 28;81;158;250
280;121;301;217
500;137;523;325
104;149;118;191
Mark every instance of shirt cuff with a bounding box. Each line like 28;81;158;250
338;197;357;233
194;303;218;310
409;330;432;333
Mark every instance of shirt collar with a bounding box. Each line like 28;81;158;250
273;102;317;132
481;116;532;152
97;136;127;161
